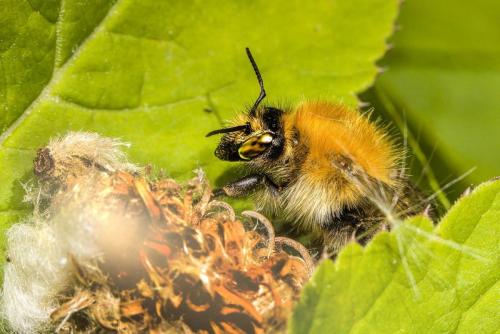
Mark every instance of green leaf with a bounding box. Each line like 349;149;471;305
0;1;399;233
290;179;500;334
374;0;500;185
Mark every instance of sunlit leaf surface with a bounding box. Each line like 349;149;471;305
291;179;500;334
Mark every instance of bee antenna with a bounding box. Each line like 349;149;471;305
246;47;266;117
205;123;251;137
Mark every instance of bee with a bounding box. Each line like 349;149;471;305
207;49;428;254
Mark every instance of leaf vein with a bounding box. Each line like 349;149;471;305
0;0;124;148
53;0;65;71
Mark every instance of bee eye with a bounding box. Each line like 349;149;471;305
263;107;283;132
238;133;273;160
244;122;252;135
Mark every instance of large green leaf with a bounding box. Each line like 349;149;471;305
290;179;500;333
0;1;399;232
374;0;500;185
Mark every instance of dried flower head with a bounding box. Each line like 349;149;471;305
1;132;313;334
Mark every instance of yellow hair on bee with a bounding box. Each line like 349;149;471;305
250;101;397;234
210;49;428;255
291;101;397;185
216;101;404;234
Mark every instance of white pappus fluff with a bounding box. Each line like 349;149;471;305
0;132;140;333
45;131;140;174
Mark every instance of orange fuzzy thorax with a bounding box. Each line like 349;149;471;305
288;101;397;186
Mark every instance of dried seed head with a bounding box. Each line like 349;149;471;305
2;132;313;334
33;132;139;185
33;147;55;178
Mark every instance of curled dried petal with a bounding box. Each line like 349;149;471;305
205;200;236;222
242;211;275;258
274;237;315;278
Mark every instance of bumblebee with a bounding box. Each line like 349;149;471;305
207;49;427;254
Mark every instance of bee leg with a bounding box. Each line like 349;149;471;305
213;174;279;198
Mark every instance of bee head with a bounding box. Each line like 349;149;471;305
206;49;285;162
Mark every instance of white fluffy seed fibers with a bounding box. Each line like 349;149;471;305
0;132;139;333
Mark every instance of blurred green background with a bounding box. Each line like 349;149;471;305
364;0;500;204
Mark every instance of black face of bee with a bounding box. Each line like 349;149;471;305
213;107;285;162
207;49;286;162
